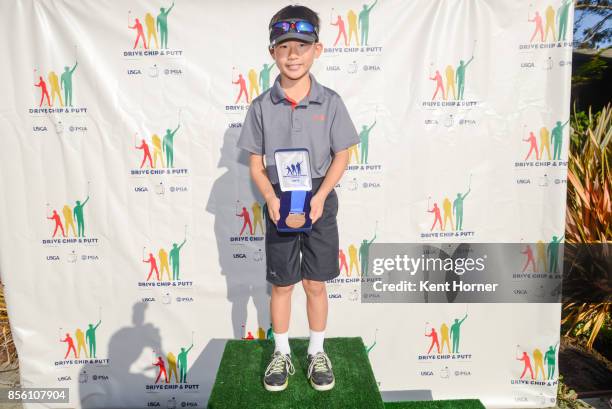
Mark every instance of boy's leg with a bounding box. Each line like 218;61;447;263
300;182;339;391
262;184;301;391
264;209;302;351
264;283;297;391
302;279;327;355
270;284;294;354
300;185;340;348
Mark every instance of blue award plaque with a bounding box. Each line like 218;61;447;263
274;148;312;232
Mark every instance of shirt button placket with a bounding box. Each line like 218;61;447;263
292;107;302;133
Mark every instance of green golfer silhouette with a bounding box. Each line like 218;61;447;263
266;323;274;340
456;56;474;100
85;320;101;358
73;196;90;237
358;0;378;46
359;121;377;164
162;123;181;168
259;64;275;92
551;120;569;160
557;0;571;41
169;238;187;280
450;314;467;353
359;232;377;277
547;235;564;274
177;343;193;383
156;1;175;49
60;61;78;107
544;343;558;380
453;188;470;231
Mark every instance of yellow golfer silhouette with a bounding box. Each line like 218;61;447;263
440;323;450;353
145;13;159;49
159;248;171;281
347;10;360;46
48;71;64;107
539;127;551;161
75;328;88;358
442;198;454;231
348;244;360;276
444;66;456;100
62;204;77;237
533;348;545;380
152;134;164;168
252;202;264;235
247;69;260;103
167;352;178;383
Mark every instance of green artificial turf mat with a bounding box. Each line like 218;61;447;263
208;337;385;409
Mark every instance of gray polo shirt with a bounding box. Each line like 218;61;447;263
237;72;359;184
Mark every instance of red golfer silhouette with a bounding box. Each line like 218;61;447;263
529;11;544;43
517;351;534;379
339;249;349;275
332;15;348;46
61;333;77;359
430;70;445;100
130;18;148;49
154;356;168;384
48;209;66;238
136;139;153;168
233;73;249;104
521;245;536;272
35;76;51;107
144;252;160;281
428;203;443;231
523;131;539;161
236;206;253;236
426;327;440;354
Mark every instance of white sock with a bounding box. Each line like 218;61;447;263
273;331;291;355
307;329;325;356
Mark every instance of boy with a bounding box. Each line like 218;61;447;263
237;5;359;392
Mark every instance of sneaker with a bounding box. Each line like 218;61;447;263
307;351;335;391
263;351;295;392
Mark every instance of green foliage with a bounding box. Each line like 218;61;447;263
555;376;592;409
572;51;609;86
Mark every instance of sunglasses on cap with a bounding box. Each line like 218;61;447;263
269;19;318;40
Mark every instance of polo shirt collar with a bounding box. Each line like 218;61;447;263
270;72;324;106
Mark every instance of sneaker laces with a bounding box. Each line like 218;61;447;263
307;352;332;379
265;352;295;377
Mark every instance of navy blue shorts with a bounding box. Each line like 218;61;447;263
264;178;340;286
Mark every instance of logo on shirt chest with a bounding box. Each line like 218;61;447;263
312;114;326;122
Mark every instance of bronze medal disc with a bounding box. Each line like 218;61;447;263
285;212;306;228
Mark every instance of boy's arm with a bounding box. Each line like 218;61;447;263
310;149;348;223
311;94;359;222
310;149;349;224
314;149;349;201
237;99;277;219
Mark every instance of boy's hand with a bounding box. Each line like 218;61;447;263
266;195;281;225
309;193;326;224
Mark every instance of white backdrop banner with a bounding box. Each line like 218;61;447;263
0;0;573;408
